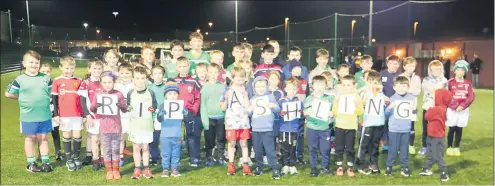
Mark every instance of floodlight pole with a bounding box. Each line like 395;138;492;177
368;0;373;46
26;0;32;46
333;13;338;67
235;1;238;43
8;9;13;43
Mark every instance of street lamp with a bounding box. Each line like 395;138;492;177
205;32;208;35
266;37;270;41
224;38;227;42
113;12;119;18
96;29;100;34
372;38;376;43
351;20;356;37
244;37;247;41
208;22;213;28
414;21;419;36
196;29;200;33
83;23;88;29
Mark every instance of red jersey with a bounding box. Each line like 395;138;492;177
447;78;475;110
174;75;201;116
51;76;83;117
218;68;227;84
425;89;452;137
78;76;103;119
295;76;309;95
253;63;283;79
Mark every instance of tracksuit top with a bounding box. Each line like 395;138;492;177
249;77;281;132
380;70;401;98
385;93;416;133
157;103;189;138
173;75;201;116
304;94;335;131
200;81;228;130
278;96;303;133
362;90;387;127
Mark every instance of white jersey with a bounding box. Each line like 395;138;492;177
114;79;133;118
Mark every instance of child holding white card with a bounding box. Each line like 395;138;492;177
356;71;387;175
90;71;128;180
303;75;335;177
332;75;364;177
384;76;417;177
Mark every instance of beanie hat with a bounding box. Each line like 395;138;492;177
288;59;302;71
163;81;180;95
453;60;469;72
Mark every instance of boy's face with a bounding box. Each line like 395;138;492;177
340;79;355;93
210;54;224;66
288;51;302;61
176;62;190;75
393;83;409;95
166;91;178;100
316;56;329;67
404;63;416;75
142;49;155;64
151;69;164;84
312;80;327;94
232;47;245;61
241;63;252;76
270;42;280;56
105;53;119;66
387;60;400;73
244;48;252;60
190;38;203;50
171;46;184;59
361;60;373;71
254;81;267;95
291;66;302;77
338;68;350;78
323;75;333;87
88;64;103;78
268;74;280;88
60;64;76;77
196;67;207;81
262;51;275;64
118;68;132;81
232;75;245;86
133;73;148;89
100;76;114;91
39;67;52;77
431;66;443;77
22;56;40;75
207;67;219;82
284;83;297;97
454;68;465;77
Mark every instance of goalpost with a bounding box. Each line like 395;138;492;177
122;53;141;64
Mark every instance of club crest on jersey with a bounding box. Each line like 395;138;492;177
187;85;193;93
382;77;387;82
59;88;66;95
302;84;307;91
74;82;79;87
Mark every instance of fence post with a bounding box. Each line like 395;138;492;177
333;13;338;67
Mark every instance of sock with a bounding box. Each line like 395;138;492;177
86;151;92;157
52;126;61;153
143;166;149;169
454;127;463;148
120;157;124;162
27;156;36;164
41;155;50;163
73;137;82;160
63;138;72;161
100;156;104;162
93;159;99;164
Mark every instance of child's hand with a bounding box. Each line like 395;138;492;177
328;111;334;118
158;109;166;116
127;105;133;111
279;111;287;116
305;110;312;116
456;106;464;112
389;103;397;109
410;103;417;110
148;106;156;113
268;103;277;108
85;115;93;128
384;97;390;105
53;116;61;125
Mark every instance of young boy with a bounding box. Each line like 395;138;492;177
52;56;84;171
127;66;157;179
165;40;185;79
5;50;54;172
355;71;386;175
384;76;417;177
226;44;246;82
399;57;422;154
242;42;253;61
141;45;157;75
78;59;104;170
185;32;211;77
278;77;304;175
419;60;448;155
254;44;283;79
148;65;167;166
355;55;373;90
114;63;134;165
446;60;475;156
321;70;338;156
174;56;202;167
221;67;252;175
380;55;401;151
201;63;228;166
240;60;256;99
332;75;364;177
157;82;189;177
195;63;208;87
249;76;281;179
259;40;286;67
308;49;333;85
210;50;227;84
282;47;309;80
419;89;452;182
303;75;335;177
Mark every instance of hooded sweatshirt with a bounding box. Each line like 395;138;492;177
385;93;417;133
282;59;309;81
422;63;448;110
400;72;422;97
249;76;281;132
200;81;228;130
278;96;303;133
425;89;452;137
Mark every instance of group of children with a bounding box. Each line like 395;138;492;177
6;32;476;182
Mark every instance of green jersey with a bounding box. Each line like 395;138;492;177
6;73;52;122
164;60;179;79
303;94;335;131
185;50;210;77
200;81;227;130
355;70;366;89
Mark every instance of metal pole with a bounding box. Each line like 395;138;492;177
235;1;238;43
8;9;13;43
333;13;338;66
287;21;290;57
26;0;31;46
368;0;373;46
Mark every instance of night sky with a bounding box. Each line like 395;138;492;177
2;0;493;41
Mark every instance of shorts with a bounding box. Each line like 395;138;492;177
87;119;100;135
51;118;59;128
121;118;131;134
128;131;154;144
446;108;469;127
226;129;251;141
20;119;53;135
59;117;84;132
